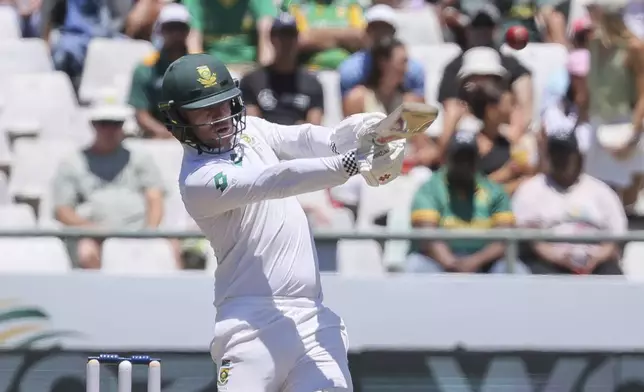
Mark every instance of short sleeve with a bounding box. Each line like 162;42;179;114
338;52;367;96
410;179;442;225
502;54;531;85
489;185;514;226
133;152;165;191
511;178;541;228
183;0;203;30
128;65;151;110
405;58;425;98
437;57;462;103
249;0;278;19
307;74;324;110
51;159;79;208
597;181;628;234
239;72;259;106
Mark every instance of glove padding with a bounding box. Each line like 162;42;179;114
329;112;388;154
356;138;406;187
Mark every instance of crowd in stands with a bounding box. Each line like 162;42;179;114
0;0;644;278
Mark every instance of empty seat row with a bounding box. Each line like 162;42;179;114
0;37;569;130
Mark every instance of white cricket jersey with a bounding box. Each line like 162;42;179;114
179;116;355;307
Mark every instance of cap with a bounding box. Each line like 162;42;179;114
597;123;635;150
457;47;508;79
89;105;132;122
566;49;590;77
271;12;298;34
365;4;397;29
546;127;579;151
465;1;501;27
156;3;190;26
448;129;478;155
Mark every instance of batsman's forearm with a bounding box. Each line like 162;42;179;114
194;152;358;216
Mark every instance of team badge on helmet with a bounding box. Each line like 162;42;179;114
196;65;218;88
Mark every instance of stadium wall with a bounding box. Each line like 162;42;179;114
1;272;644;391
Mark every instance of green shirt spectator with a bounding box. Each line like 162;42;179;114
184;0;278;65
129;3;190;139
129;51;173;125
290;0;365;70
410;168;514;254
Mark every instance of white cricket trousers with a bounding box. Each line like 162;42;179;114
210;297;352;392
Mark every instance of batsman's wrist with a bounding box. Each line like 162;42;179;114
341;149;359;177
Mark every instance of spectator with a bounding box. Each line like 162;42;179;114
128;3;189;139
376;0;426;9
405;129;529;274
9;0;41;37
624;0;644;39
458;48;536;194
341;35;438;202
513;126;626;275
289;0;365;70
584;1;644;209
343;37;422;116
240;12;324;126
436;2;533;158
338;4;425;99
52;104;165;269
495;0;568;46
184;0;277;73
42;0;131;88
541;17;593;112
124;0;161;40
541;49;592;160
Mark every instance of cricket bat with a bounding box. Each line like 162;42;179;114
370;102;440;146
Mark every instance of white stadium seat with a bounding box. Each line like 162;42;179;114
382;169;432;270
0;203;36;228
123;138;189;229
8;139;77;201
0;39;54;74
0;238;71;273
317;71;343;127
394;7;444;46
0;7;20;40
0;72;88;141
623;242;644;281
501;43;569;122
101;238;178;274
407;43;461;106
0;132;10;170
337;239;385;277
80;38;156;104
357;176;418;229
0;171;8;204
123;138;183;189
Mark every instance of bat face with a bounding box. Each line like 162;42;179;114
373;102;439;145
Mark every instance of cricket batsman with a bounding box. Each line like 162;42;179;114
158;53;406;391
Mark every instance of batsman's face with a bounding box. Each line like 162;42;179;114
183;103;235;150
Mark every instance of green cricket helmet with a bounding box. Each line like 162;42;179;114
158;53;246;154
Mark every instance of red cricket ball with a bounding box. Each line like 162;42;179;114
505;25;529;50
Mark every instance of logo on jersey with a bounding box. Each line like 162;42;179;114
218;359;232;387
214;172;228;192
196;65;218;88
240;134;255;146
